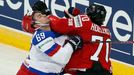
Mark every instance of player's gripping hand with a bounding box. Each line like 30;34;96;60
68;36;83;51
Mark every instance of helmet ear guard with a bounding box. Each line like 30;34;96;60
85;4;107;25
22;14;37;34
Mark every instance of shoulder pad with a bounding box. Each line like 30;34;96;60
32;30;61;45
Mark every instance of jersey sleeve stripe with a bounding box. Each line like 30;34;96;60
29;67;57;75
44;43;61;56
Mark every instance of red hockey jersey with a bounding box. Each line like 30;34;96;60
50;15;112;71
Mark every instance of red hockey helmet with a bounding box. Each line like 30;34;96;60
22;14;36;34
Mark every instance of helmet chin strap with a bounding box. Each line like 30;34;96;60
37;23;49;26
34;21;50;26
34;23;50;30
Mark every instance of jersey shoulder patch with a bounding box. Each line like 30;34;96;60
73;15;83;27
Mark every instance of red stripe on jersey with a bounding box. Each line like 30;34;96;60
48;45;61;56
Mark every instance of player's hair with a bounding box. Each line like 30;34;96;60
32;1;51;15
85;4;107;26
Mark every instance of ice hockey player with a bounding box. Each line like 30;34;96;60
16;1;82;75
28;1;112;75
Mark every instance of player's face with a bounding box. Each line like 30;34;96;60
33;12;50;24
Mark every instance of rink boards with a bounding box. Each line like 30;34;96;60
0;25;31;50
0;25;134;75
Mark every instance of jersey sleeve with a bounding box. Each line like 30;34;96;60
51;43;74;65
50;15;90;35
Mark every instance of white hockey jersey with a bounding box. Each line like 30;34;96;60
23;29;74;74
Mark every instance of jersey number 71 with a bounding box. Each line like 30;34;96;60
90;35;111;62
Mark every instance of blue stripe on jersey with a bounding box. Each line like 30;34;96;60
29;67;57;75
32;29;61;45
44;43;58;55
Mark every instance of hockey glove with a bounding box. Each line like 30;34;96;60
68;36;83;51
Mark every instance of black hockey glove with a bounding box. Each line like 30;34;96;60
68;36;83;51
